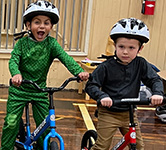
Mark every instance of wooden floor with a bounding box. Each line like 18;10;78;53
0;87;166;150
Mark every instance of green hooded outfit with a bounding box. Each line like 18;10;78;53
1;36;84;150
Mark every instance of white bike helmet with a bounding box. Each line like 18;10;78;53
23;0;59;25
110;18;149;44
156;105;166;123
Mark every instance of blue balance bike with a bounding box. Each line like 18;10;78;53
12;76;80;150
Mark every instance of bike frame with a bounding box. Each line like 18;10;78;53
112;105;136;150
15;91;64;150
11;75;95;150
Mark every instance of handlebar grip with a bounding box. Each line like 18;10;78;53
112;98;151;106
76;76;81;82
76;73;93;82
162;97;166;104
9;79;12;86
21;79;32;84
9;79;32;86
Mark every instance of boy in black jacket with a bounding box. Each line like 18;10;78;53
85;18;164;150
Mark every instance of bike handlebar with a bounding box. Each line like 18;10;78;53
97;97;166;106
10;76;80;93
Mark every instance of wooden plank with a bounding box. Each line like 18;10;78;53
78;103;96;131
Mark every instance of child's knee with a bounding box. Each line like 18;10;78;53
136;139;145;150
5;114;18;129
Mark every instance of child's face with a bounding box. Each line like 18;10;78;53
115;37;143;65
26;15;53;42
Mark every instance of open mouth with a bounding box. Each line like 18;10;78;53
37;31;45;39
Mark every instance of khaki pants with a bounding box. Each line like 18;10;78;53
91;106;144;150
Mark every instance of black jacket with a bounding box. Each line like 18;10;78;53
85;55;164;112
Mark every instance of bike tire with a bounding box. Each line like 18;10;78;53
50;141;59;150
81;130;97;150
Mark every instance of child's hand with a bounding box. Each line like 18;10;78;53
150;95;163;105
12;74;22;87
78;72;89;81
101;97;113;108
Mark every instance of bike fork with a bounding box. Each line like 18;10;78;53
112;105;137;150
129;105;136;150
44;128;64;150
129;127;136;150
43;109;65;150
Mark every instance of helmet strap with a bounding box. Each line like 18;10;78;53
28;30;49;42
14;30;32;41
114;50;123;63
138;43;143;51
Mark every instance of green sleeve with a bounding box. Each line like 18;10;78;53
9;40;22;76
50;38;84;76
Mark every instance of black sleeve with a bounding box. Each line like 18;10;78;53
141;61;164;96
85;64;110;101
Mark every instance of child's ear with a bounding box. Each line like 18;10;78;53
138;45;144;53
25;21;31;30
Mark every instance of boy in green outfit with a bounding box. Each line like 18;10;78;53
85;18;164;150
1;1;89;149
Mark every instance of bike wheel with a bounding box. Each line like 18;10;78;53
50;141;59;150
81;130;97;150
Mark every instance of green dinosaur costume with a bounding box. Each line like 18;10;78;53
1;36;84;150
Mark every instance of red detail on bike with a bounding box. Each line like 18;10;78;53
82;147;88;150
112;126;136;150
130;127;136;144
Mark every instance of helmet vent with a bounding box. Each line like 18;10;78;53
118;20;126;28
44;1;52;8
138;22;145;30
38;2;41;6
130;19;139;30
26;4;32;10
